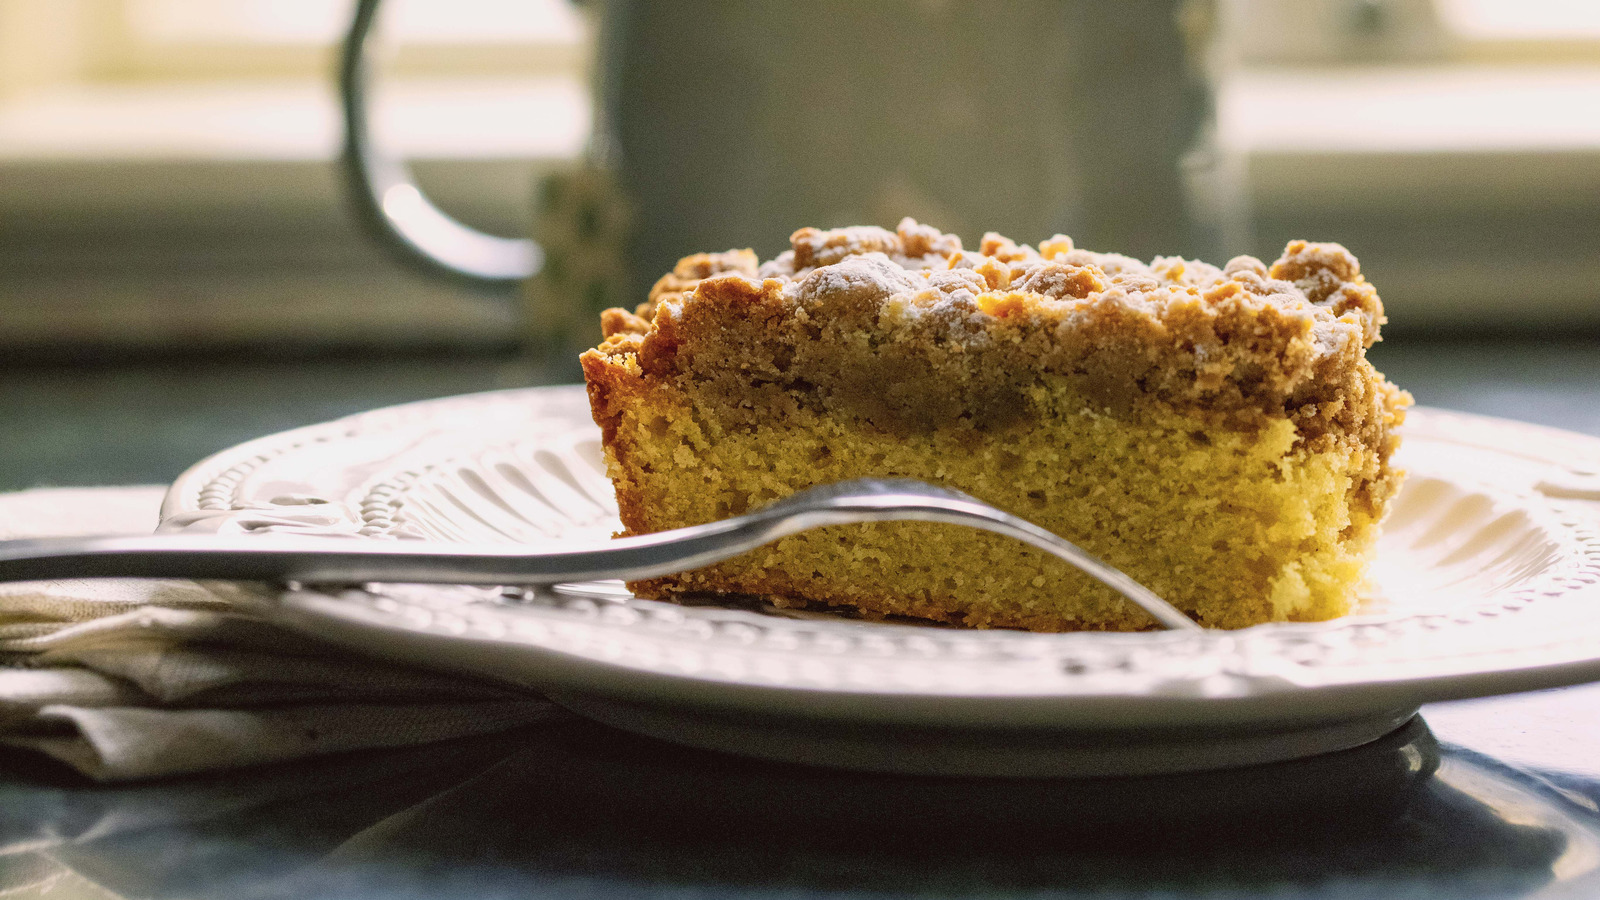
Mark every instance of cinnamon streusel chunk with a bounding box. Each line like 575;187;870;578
581;219;1409;630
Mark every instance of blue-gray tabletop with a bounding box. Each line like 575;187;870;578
3;339;1600;899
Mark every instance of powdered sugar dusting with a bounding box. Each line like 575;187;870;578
742;220;1385;355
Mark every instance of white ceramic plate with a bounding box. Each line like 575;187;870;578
160;386;1600;776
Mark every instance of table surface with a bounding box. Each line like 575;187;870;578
4;339;1600;899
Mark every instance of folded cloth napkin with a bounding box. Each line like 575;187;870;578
0;486;560;781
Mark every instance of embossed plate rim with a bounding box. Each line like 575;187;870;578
160;386;1600;725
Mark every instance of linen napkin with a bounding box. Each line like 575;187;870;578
0;486;560;781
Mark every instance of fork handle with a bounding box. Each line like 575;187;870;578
0;527;761;589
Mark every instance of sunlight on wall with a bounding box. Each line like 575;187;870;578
127;0;585;44
1437;0;1600;39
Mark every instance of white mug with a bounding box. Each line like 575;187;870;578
340;0;1219;330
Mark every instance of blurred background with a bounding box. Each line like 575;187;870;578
2;0;1598;492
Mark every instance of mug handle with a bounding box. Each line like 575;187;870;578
338;0;541;291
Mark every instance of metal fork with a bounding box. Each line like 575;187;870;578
0;478;1198;630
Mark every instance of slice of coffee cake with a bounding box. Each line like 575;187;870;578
581;219;1409;630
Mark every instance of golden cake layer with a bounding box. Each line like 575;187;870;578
581;219;1410;630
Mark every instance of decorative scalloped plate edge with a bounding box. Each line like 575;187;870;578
159;387;1600;773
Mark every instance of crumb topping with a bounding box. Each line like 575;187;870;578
629;218;1384;354
591;218;1407;489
